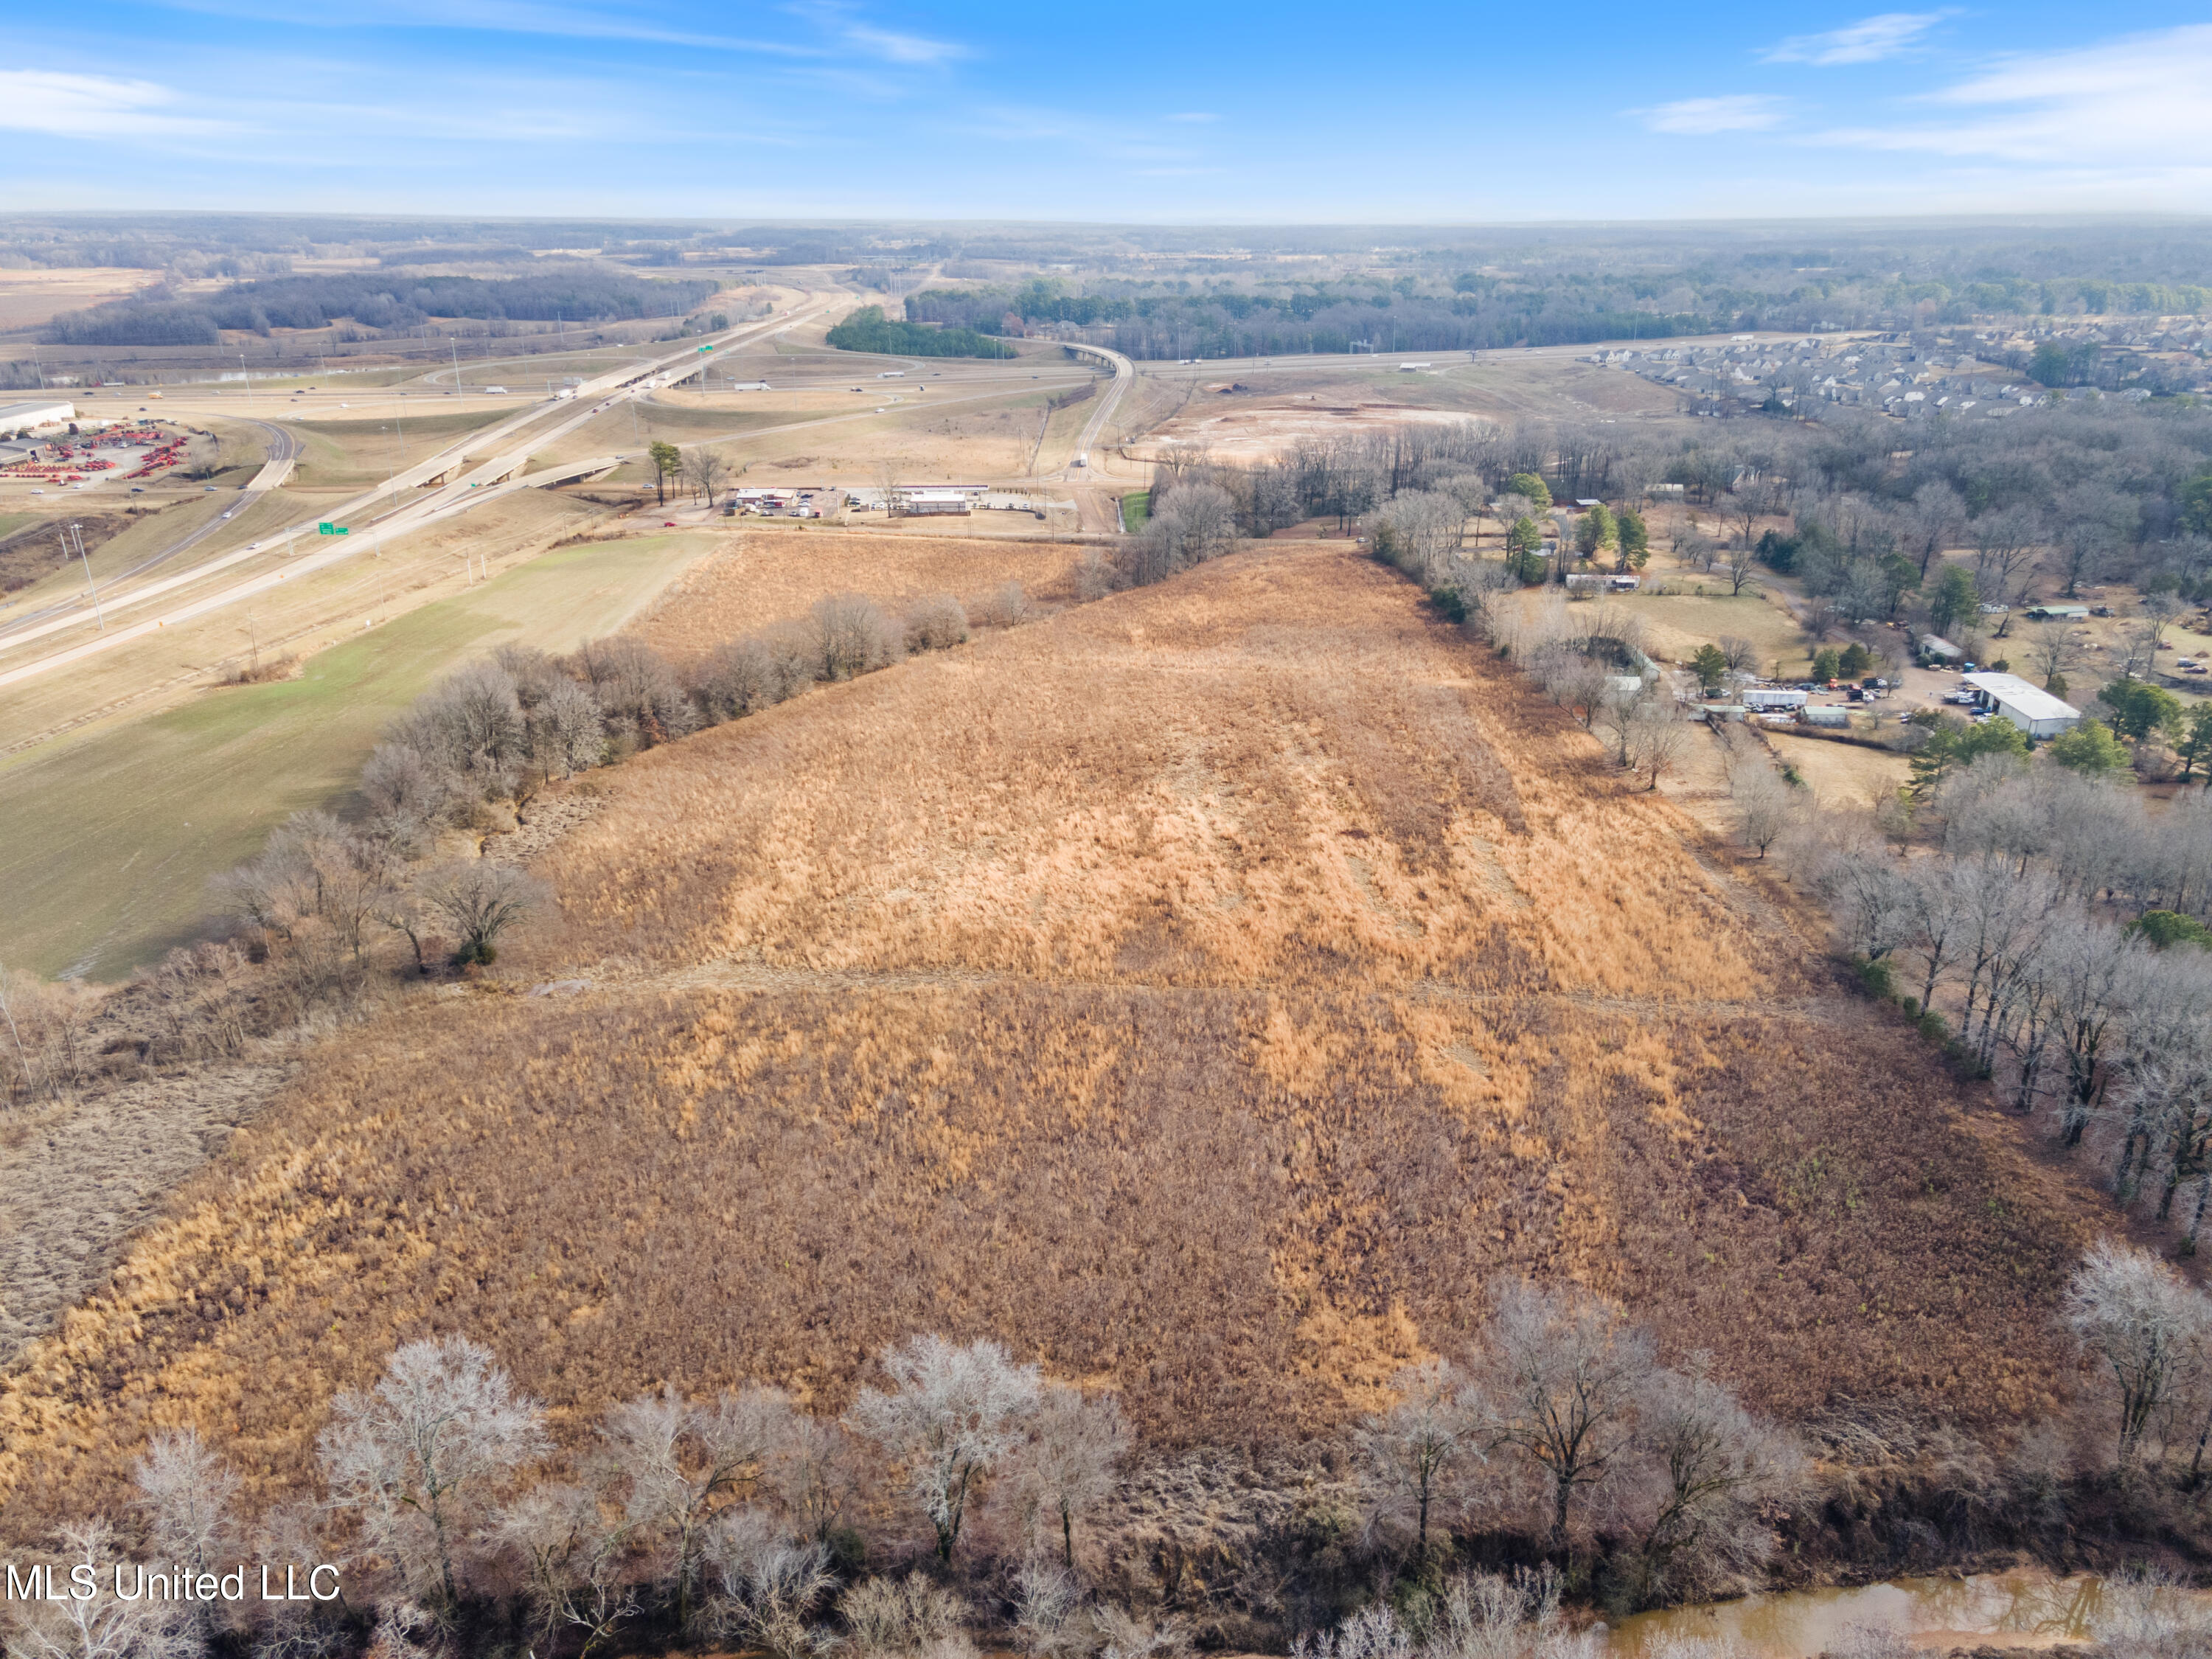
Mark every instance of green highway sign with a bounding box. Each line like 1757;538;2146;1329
698;345;712;352
317;522;349;535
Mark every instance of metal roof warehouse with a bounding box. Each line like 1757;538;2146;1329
1961;672;2082;739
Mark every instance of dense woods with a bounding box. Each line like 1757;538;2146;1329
42;272;724;345
907;279;1719;358
825;306;1017;358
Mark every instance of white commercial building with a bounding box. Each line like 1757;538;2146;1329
1961;672;2081;740
0;400;75;432
900;488;972;516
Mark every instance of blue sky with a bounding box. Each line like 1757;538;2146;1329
6;4;2212;220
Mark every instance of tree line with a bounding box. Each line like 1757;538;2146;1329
903;279;1721;360
1794;752;2212;1248
1;1280;1811;1659
44;274;726;347
825;307;1015;360
16;1255;2212;1659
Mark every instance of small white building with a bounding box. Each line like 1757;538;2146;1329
0;400;75;432
1961;672;2081;740
900;488;972;516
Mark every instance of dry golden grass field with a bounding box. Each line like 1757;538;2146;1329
0;543;2104;1529
637;527;1090;660
0;267;164;330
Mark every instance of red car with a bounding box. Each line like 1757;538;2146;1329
663;520;677;527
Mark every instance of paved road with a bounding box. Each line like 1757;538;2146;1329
0;296;841;686
243;419;300;490
1068;344;1134;471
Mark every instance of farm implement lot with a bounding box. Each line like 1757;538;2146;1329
0;541;2098;1521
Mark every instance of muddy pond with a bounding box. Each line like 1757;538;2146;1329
1602;1569;2190;1655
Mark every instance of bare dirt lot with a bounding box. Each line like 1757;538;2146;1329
1130;352;1683;463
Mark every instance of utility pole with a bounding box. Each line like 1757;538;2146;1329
67;523;104;630
450;335;462;394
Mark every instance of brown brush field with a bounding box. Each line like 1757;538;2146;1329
0;543;2103;1530
637;527;1090;660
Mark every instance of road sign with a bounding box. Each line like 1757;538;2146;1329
317;522;349;536
698;345;712;353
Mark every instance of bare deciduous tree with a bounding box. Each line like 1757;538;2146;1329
1624;703;1690;793
2061;1238;2211;1470
1354;1359;1484;1562
683;448;733;508
704;1506;836;1659
6;1521;195;1659
133;1427;240;1638
841;1571;973;1659
415;860;546;968
487;1482;625;1655
904;594;970;653
767;1411;860;1545
392;661;528;797
810;594;903;681
603;1383;794;1630
1725;758;1794;860
847;1335;1042;1562
1116;481;1237;587
1476;1279;1656;1547
1618;1364;1806;1601
998;1382;1128;1571
317;1335;549;1605
566;636;695;748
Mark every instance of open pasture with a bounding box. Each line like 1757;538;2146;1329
0;542;2100;1528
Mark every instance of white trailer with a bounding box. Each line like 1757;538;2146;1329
1741;688;1809;712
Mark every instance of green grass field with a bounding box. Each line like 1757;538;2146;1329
0;532;718;980
1120;492;1151;533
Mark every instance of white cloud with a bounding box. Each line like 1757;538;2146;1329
144;0;824;53
840;22;966;63
1813;23;2212;167
1762;12;1949;66
0;70;225;136
1637;96;1785;134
